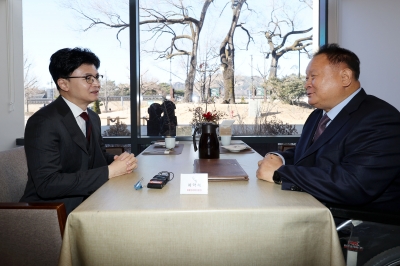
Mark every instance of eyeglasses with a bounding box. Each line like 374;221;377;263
65;74;103;84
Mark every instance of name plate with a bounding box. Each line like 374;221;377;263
180;174;208;194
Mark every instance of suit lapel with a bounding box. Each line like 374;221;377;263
295;89;368;163
302;111;351;158
87;110;101;149
87;110;99;167
55;97;88;154
294;109;321;162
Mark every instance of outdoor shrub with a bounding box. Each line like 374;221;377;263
103;121;131;152
103;121;131;136
268;74;306;105
92;100;101;114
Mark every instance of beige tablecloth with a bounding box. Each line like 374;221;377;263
59;142;345;266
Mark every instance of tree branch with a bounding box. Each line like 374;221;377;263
236;23;254;50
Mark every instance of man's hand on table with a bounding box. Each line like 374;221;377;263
256;153;283;183
108;152;138;178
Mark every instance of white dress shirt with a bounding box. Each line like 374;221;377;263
62;96;89;137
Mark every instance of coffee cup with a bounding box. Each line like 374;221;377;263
165;137;176;149
220;135;231;146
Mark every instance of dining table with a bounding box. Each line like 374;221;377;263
58;141;345;266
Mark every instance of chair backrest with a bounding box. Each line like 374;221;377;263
0;205;64;266
106;146;125;155
0;146;28;202
0;147;67;266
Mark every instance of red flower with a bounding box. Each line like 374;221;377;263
190;107;225;127
202;112;213;121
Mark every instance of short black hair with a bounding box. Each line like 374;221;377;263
314;43;360;80
49;47;100;90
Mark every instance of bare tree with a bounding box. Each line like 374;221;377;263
263;1;313;79
195;62;220;103
299;0;313;9
255;65;270;101
101;77;118;112
140;71;163;96
141;82;162;96
24;56;39;113
115;83;130;96
64;0;311;105
62;0;129;43
219;0;252;104
140;0;213;102
194;44;219;103
64;0;214;103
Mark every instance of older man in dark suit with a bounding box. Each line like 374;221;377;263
256;44;400;211
20;48;138;215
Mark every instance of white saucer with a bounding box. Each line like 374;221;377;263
221;144;249;152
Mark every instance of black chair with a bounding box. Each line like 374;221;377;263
328;204;400;266
105;146;125;156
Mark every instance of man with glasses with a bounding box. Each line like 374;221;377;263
20;47;138;215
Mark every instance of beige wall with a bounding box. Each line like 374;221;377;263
0;0;24;151
328;0;400;111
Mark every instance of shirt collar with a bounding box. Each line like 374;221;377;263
62;96;88;118
325;88;362;120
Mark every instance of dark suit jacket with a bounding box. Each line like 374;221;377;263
276;89;400;211
20;97;115;214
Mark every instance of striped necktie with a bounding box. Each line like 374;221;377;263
313;114;330;142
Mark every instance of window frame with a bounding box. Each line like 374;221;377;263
100;0;328;155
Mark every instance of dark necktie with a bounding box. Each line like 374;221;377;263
80;112;92;142
313;113;330;142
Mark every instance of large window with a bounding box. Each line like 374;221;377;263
138;0;315;140
23;0;325;155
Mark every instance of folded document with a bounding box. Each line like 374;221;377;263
193;159;249;181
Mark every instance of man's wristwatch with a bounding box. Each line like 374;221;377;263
272;171;282;184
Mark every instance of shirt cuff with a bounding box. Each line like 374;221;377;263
267;152;286;165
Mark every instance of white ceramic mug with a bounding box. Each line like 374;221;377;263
165;137;176;149
220;135;232;146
